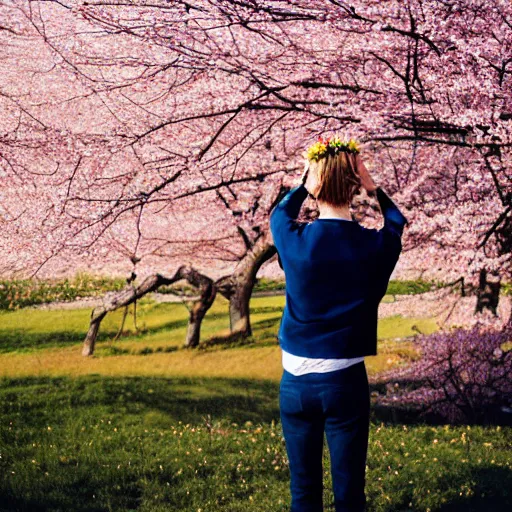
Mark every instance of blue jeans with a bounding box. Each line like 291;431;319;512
279;361;370;512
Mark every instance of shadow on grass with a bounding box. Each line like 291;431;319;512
2;459;510;512
0;496;110;512
1;375;511;512
0;374;282;427
437;467;512;511
2;372;510;430
0;317;194;354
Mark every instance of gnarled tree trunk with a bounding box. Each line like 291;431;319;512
82;266;216;356
183;269;217;348
216;233;278;338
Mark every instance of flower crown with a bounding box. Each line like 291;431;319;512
305;135;360;161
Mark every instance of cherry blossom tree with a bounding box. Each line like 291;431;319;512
373;323;512;424
1;0;511;345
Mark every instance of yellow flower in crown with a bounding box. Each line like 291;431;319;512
306;140;328;161
306;135;360;161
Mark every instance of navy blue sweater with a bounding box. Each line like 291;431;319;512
270;184;408;358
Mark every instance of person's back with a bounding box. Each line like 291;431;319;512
271;160;408;360
271;135;408;512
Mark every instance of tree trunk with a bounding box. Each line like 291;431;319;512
82;310;107;356
183;270;217;348
474;268;501;317
216;233;278;338
82;231;280;354
229;282;254;335
82;266;216;355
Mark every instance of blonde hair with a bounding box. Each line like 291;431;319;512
309;151;361;206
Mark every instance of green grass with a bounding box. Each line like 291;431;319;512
0;298;201;354
0;294;437;357
0;294;510;511
0;375;510;512
0;295;438;382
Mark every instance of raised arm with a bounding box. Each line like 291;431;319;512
375;186;409;237
355;154;409;301
370;187;408;302
269;183;309;247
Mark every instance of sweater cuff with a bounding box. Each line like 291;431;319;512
376;186;409;230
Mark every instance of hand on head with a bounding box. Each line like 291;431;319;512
300;153;377;198
301;160;319;198
354;154;378;194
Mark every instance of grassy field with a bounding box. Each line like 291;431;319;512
0;295;436;379
0;294;511;511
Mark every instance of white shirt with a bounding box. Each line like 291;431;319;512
282;349;364;375
280;215;364;376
